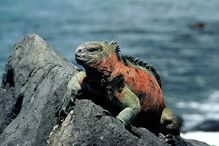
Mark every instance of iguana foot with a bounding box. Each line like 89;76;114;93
56;71;86;124
159;133;176;146
116;116;130;128
57;96;75;124
165;134;176;145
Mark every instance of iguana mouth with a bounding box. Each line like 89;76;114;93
75;53;81;59
75;54;92;63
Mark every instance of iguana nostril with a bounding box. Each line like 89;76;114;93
77;49;82;53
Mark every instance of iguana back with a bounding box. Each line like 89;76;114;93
121;55;162;89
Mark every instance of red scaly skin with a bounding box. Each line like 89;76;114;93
86;46;165;115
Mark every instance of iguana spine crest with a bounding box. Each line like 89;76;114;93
121;55;162;89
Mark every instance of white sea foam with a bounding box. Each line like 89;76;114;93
176;90;219;130
181;131;219;146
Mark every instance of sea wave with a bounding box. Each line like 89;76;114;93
176;90;219;130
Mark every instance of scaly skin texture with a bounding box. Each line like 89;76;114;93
59;41;180;137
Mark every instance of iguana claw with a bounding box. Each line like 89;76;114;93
57;96;75;124
159;133;176;146
57;71;86;124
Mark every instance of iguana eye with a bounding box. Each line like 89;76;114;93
88;48;102;52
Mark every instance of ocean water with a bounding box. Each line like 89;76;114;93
1;0;219;131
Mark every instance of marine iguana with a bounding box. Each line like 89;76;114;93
58;41;180;138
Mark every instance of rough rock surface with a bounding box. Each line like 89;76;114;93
48;99;165;146
0;34;209;146
0;34;78;146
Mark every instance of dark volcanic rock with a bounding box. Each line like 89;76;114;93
0;34;209;146
190;120;219;132
48;99;164;146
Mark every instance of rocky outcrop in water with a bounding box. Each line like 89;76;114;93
0;34;209;146
190;120;219;132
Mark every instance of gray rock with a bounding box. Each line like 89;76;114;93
0;34;78;146
48;99;164;146
0;34;209;146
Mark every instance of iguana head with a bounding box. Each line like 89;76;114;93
75;41;120;77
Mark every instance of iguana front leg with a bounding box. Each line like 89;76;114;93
57;71;86;123
106;75;141;126
116;86;141;126
106;78;141;127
